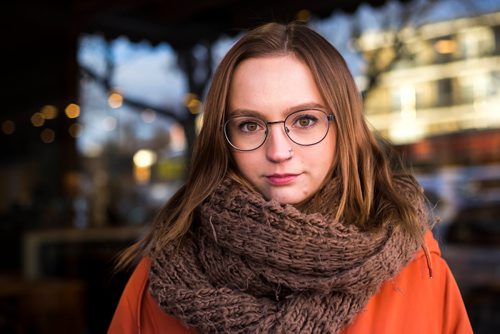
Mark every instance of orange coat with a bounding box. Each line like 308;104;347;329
108;231;472;334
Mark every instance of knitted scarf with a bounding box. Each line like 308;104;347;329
149;177;427;333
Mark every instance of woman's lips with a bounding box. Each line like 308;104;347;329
266;173;299;185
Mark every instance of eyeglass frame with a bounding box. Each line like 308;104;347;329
223;108;335;151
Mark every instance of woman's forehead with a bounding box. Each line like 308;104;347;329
227;55;325;118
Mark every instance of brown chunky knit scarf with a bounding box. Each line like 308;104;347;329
149;177;427;333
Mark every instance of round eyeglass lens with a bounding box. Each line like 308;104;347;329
224;109;332;151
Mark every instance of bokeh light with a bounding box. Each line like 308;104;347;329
108;91;123;109
1;120;15;135
41;105;58;119
65;103;81;119
31;112;45;127
40;128;55;143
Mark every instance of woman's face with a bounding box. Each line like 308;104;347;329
228;55;336;204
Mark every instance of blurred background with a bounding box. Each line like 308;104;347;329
1;0;500;333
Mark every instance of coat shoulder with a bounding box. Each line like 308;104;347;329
343;231;473;334
108;257;195;334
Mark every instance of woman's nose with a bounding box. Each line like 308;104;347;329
265;124;293;162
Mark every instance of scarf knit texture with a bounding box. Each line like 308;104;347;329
149;177;428;333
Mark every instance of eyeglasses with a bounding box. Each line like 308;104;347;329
224;108;334;151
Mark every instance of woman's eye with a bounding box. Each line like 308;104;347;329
239;121;262;132
294;115;317;128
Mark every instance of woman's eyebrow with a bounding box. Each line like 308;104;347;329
287;102;327;112
229;102;327;118
229;109;263;117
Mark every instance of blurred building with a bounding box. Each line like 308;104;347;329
356;9;500;203
358;10;500;149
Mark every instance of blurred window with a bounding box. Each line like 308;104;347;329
433;36;458;63
436;78;453;106
493;25;500;54
458;26;495;59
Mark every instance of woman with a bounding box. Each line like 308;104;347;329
109;22;472;333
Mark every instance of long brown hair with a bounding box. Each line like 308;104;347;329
117;22;426;268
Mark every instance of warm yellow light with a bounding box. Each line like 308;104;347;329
195;113;204;135
41;105;58;119
184;93;197;105
141;109;156;123
133;149;157;168
31;112;45;127
65;103;81;118
2;120;15;135
188;100;201;114
296;9;311;22
134;165;151;184
434;39;457;54
184;93;202;114
69;123;82;138
40;128;55;143
132;149;160;183
108;91;123;109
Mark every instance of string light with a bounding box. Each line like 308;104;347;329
133;149;157;168
40;128;55;143
31;112;45;127
296;9;311;22
108;90;123;109
184;93;202;114
195;113;204;135
1;120;15;135
41;105;58;119
133;149;157;184
65;103;81;119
